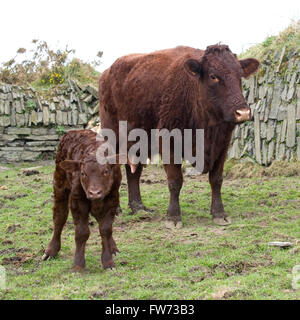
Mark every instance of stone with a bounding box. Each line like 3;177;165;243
4;101;10;115
62;112;68;125
269;78;282;119
260;122;267;139
0;151;21;162
10;105;16;126
277;105;287;121
276;46;286;72
37;112;43;124
280;119;287;143
30;110;37;125
56;110;63;125
0;134;18;142
0;100;4;114
262;140;267;165
286;104;296;147
228;139;240;159
31;128;48;135
85;85;98;98
78;113;87;125
50;113;56;124
16;113;25;127
83;94;93;104
266;120;275;141
24;146;56;152
281;84;288;101
43;107;49;126
247;77;255;104
24;134;59;141
296;87;300;120
49;102;56;112
0;116;10;127
14;100;22;113
25;141;57;147
21;151;42;161
267;140;275;164
253;110;261;164
297;137;300;161
0;146;24;151
277;143;285;161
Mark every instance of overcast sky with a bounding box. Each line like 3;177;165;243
0;0;299;72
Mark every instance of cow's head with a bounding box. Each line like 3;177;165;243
60;154;117;201
184;44;259;123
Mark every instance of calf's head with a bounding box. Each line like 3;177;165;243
60;155;116;201
184;44;259;123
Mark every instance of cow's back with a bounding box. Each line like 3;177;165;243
99;46;204;132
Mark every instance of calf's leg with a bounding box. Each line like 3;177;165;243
97;212;116;269
164;163;183;229
125;163;145;212
43;171;69;260
70;199;90;271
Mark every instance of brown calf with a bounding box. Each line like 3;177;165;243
43;130;122;270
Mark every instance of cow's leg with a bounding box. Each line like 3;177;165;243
209;152;231;226
97;212;116;269
164;163;183;229
43;170;69;260
70;199;90;271
125;163;145;212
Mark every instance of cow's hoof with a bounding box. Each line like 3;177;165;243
42;253;56;261
165;220;183;229
129;201;146;214
72;265;85;272
213;217;232;226
103;260;115;270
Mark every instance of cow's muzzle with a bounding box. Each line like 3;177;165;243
234;108;251;123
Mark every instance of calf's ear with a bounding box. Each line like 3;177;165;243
184;59;202;77
60;160;81;172
239;58;259;78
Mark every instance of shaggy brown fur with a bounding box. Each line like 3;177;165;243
43;130;122;270
99;45;259;226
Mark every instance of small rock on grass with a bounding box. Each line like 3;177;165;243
268;241;293;248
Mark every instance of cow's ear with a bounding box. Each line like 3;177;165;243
184;59;202;77
60;160;81;172
239;58;259;79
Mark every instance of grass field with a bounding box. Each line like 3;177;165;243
0;161;299;300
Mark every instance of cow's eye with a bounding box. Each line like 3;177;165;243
209;74;219;82
81;172;86;177
103;168;109;176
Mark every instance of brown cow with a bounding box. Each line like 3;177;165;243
43;130;122;270
99;45;259;227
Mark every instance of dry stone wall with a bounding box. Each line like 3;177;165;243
1;47;300;164
0;80;99;162
228;49;300;164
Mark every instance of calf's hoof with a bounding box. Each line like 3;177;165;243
165;220;183;229
42;253;51;261
213;217;232;226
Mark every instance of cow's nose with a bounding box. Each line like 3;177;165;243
88;189;103;200
234;108;251;123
